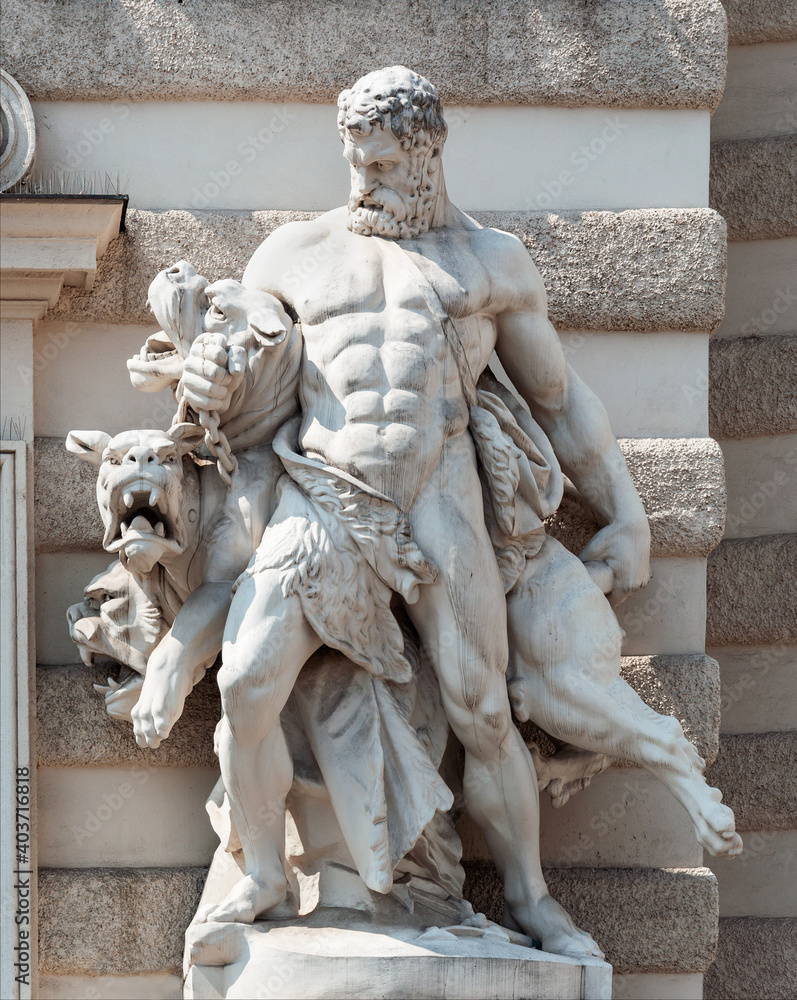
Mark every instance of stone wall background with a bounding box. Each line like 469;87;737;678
4;2;793;998
702;11;797;999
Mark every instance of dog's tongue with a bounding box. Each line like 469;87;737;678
129;514;153;533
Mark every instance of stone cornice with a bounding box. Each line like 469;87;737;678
4;0;727;110
0;197;126;305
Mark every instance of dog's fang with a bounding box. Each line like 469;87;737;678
154;521;165;537
79;647;94;666
123;491;134;508
149;487;162;507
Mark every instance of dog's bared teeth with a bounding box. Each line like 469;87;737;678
79;647;94;666
121;521;129;535
123;491;134;508
149;487;162;507
154;521;165;537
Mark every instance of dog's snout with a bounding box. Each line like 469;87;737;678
166;260;196;283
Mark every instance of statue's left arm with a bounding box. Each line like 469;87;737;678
492;239;651;605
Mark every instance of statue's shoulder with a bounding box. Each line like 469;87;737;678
464;219;545;301
244;208;348;287
263;208;345;250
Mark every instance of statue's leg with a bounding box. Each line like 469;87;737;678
406;436;603;958
210;567;322;923
507;535;742;858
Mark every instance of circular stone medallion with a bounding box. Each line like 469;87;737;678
1;69;36;191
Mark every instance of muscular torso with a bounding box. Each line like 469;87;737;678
245;207;518;511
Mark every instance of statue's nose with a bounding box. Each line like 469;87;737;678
353;166;376;197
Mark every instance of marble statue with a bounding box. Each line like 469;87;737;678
67;66;741;996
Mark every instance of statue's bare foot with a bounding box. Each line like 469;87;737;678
690;785;743;858
205;875;288;924
507;894;604;960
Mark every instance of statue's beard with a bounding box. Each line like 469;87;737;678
347;161;436;240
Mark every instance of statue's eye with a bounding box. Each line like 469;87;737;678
107;456;120;465
165;454;177;463
209;303;225;320
376;161;391;171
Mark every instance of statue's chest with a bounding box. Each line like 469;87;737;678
293;236;488;331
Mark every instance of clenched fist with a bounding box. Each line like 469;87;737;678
179;332;246;415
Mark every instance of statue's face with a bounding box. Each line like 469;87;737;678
344;127;437;239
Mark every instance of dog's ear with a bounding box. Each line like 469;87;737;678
248;305;288;346
66;430;111;466
168;421;206;457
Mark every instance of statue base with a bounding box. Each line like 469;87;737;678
183;917;612;1000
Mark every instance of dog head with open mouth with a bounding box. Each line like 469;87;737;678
128;260;294;394
66;422;204;575
67;559;166;673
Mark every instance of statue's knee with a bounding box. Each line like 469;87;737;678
469;704;513;753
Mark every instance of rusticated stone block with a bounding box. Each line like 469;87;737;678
38;864;717;976
4;0;727;109
710;335;797;441
39;867;207;975
705;917;797;999
463;863;719;974
705;732;797;832
707;535;797;646
36;664;220;768
710;136;797;242
618;653;720;766
722;0;797;45
46;209;727;333
39;655;719;768
35;437;104;553
39;436;726;557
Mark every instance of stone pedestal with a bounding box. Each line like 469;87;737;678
184;920;612;1000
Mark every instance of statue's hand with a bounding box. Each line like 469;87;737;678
179;333;245;415
131;656;191;749
579;517;651;607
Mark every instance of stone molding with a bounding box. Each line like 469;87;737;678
4;1;727;109
36;654;721;769
722;0;797;45
705;917;797;999
38;435;726;558
38;864;717;977
705;732;797;832
709;334;797;440
707;534;797;646
710;136;797;242
47;209;727;332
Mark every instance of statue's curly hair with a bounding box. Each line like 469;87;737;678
337;66;447;149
